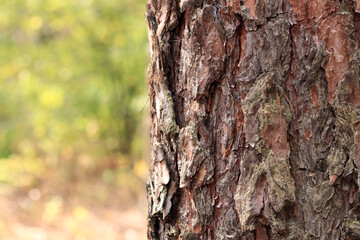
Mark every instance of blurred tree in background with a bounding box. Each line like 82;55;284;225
0;0;149;239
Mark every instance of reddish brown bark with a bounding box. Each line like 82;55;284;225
146;0;360;239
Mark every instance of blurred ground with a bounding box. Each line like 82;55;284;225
0;187;147;240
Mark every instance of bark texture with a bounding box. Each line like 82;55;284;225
146;0;360;239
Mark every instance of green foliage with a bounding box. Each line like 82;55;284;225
0;0;149;191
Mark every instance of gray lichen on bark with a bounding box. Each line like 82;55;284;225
235;72;295;234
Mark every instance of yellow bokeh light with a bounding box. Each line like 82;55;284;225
28;16;43;30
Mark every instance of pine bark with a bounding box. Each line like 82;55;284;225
146;0;360;239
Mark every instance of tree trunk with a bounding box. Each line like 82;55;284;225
146;0;360;239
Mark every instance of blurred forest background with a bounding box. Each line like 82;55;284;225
0;0;149;239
